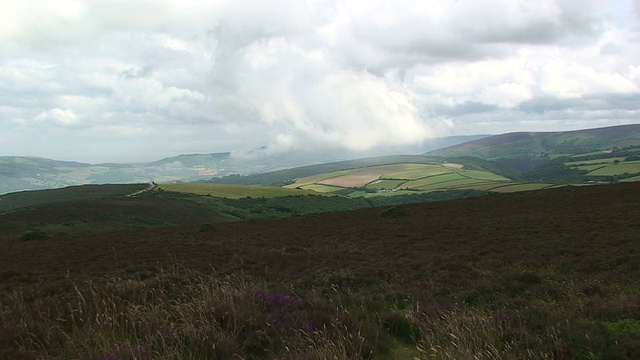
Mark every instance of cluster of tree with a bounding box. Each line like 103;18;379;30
522;163;589;184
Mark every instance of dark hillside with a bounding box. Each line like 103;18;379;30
0;187;484;239
0;183;147;213
1;182;639;358
4;182;637;282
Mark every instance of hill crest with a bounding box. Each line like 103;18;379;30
427;124;640;159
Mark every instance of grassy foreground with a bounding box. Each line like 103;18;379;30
1;183;640;359
2;265;638;359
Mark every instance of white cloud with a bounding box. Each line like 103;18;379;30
34;108;80;127
0;0;639;162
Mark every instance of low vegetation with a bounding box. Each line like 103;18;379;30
0;184;487;240
1;182;639;359
2;125;640;358
158;183;322;199
0;184;148;213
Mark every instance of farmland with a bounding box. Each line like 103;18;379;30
286;163;516;197
565;155;640;178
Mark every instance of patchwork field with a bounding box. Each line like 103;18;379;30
318;165;421;188
286;163;514;197
566;156;640;178
587;161;640;176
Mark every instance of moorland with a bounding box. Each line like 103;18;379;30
1;124;640;359
1;181;639;359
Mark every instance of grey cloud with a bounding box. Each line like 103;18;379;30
342;0;604;71
518;97;574;114
437;102;499;117
600;42;622;55
518;93;640;114
0;0;637;162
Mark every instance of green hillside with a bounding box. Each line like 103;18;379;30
422;124;640;184
428;124;640;159
0;180;488;240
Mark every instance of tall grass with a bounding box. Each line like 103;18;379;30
415;308;557;360
2;267;368;359
2;265;639;359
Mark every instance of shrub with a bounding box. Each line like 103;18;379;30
19;230;48;241
379;206;406;219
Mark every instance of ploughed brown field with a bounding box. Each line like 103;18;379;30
1;182;639;359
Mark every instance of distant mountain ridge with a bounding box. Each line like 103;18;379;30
3;126;638;195
427;124;640;159
0;135;488;195
207;124;640;188
0;153;241;195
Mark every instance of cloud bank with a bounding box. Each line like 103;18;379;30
0;0;638;162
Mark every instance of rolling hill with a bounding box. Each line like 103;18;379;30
2;126;640;358
282;161;526;196
427;124;640;159
206;125;640;189
0;180;489;240
0;135;487;195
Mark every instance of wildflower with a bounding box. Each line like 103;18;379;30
266;294;296;305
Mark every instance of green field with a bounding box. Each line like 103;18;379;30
566;158;640;177
414;178;496;192
456;169;511;181
585;161;640;176
278;154;640;197
298;184;345;193
284;169;356;188
380;164;452;180
159;183;321;198
456;182;517;191
575;164;608;172
346;189;419;198
283;163;519;197
365;179;407;190
569;150;614;158
401;172;468;188
564;157;626;166
490;183;557;193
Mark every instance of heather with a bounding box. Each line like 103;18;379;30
1;183;640;359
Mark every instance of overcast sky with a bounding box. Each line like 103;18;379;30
1;0;639;163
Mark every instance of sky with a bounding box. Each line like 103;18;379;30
1;0;639;163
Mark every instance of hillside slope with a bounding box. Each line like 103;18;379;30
427;124;640;159
1;182;639;359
